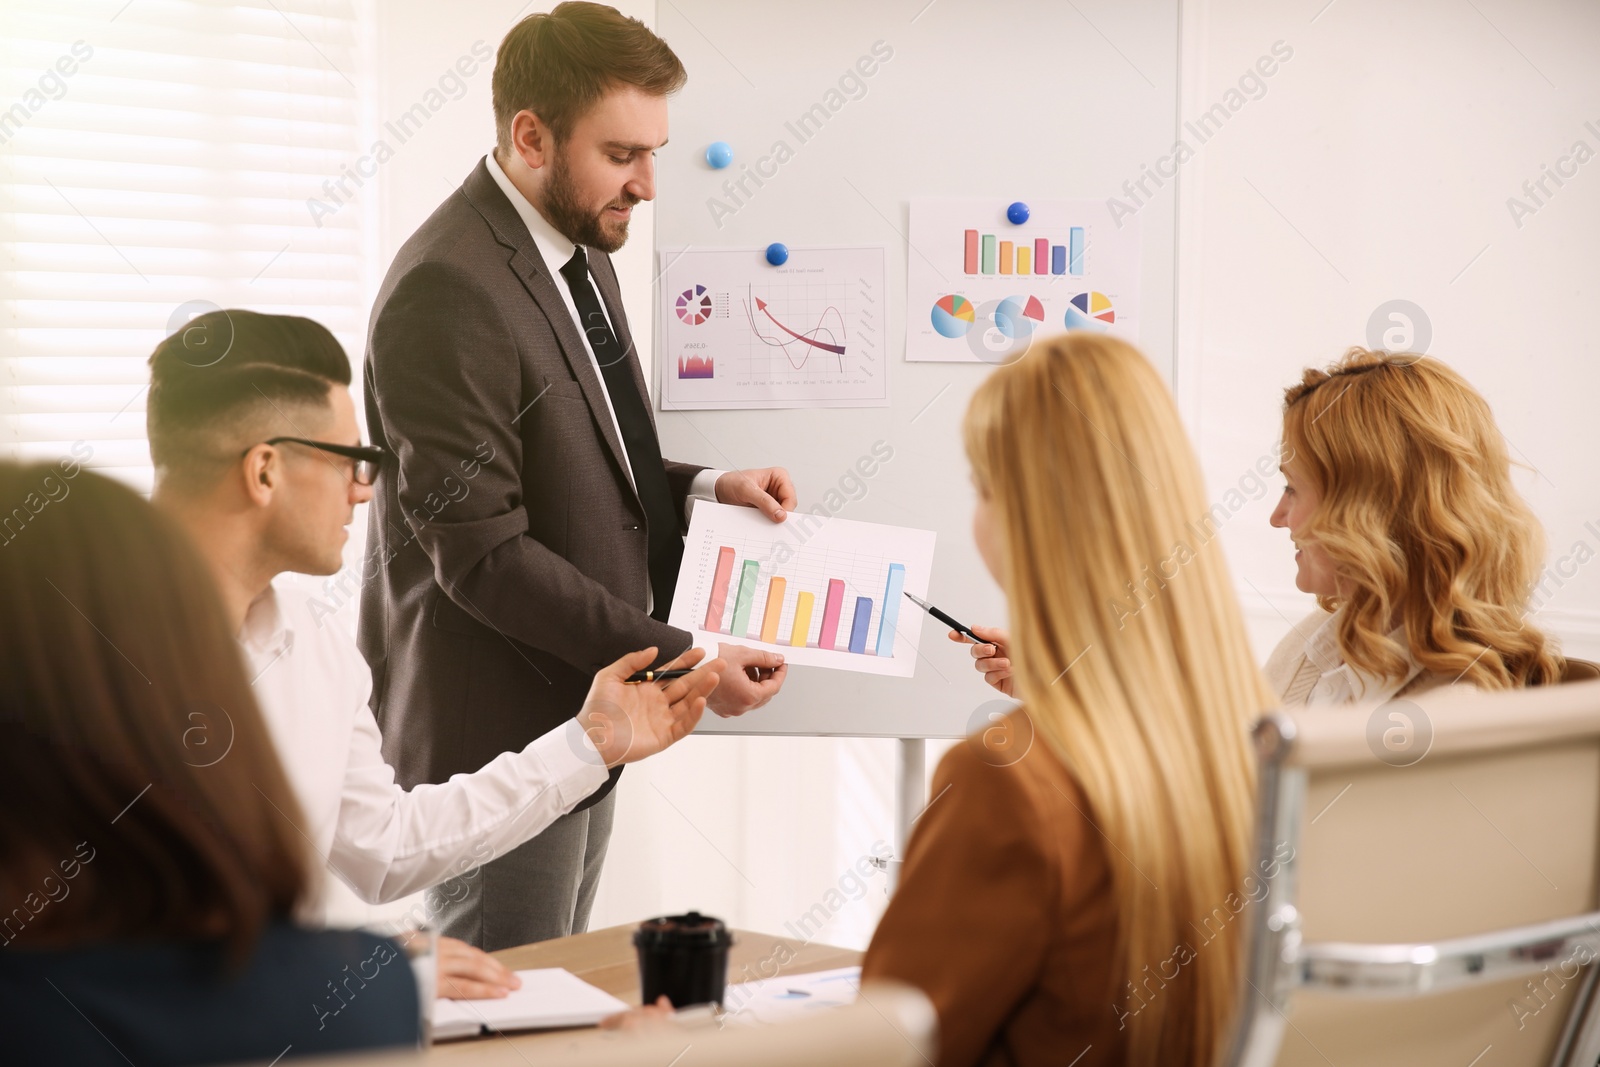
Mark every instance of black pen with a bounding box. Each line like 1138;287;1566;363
903;591;984;644
623;668;695;685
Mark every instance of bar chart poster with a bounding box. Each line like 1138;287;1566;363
905;198;1141;362
668;502;937;678
656;246;888;410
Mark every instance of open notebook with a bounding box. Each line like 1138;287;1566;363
432;967;630;1041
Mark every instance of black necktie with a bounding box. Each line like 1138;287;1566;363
559;248;682;622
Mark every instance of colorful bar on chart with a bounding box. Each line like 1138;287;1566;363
729;559;759;637
702;557;909;658
967;224;1087;276
847;597;873;654
759;577;786;643
790;591;814;647
818;578;845;649
966;226;1087;277
703;546;735;630
874;564;906;658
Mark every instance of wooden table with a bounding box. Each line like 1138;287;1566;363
428;924;861;1059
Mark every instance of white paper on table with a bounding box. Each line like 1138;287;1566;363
669;502;937;679
430;968;629;1041
656;246;888;410
722;965;862;1025
906;197;1141;363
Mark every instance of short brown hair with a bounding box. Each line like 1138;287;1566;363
146;310;351;490
0;463;311;965
492;1;686;153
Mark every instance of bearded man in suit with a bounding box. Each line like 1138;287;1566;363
361;2;793;951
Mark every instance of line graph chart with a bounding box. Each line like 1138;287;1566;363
658;246;886;410
745;290;847;370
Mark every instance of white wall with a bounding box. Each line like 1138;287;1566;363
1179;0;1600;661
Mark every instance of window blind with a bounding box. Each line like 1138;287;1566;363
1;0;369;493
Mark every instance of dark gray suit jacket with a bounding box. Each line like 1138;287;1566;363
358;157;704;805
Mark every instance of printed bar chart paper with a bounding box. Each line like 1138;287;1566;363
669;502;938;678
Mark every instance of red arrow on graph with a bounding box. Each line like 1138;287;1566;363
753;297;847;355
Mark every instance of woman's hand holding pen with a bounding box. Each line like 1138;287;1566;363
949;624;1014;697
578;646;726;767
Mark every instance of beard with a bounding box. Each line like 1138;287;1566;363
539;148;638;254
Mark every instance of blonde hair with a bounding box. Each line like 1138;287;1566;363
1282;348;1561;689
963;334;1272;1066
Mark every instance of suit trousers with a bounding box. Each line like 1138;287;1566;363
434;788;616;952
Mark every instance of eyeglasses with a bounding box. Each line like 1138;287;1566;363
244;437;389;486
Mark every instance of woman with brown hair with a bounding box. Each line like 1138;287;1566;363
1265;348;1562;703
0;463;418;1064
862;334;1273;1066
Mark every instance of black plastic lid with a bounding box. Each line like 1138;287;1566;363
633;911;732;949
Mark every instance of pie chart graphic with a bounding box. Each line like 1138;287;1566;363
994;295;1046;339
1065;292;1115;331
676;284;713;325
931;294;976;338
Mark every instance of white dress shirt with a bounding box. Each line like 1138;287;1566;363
483;152;722;614
238;578;610;912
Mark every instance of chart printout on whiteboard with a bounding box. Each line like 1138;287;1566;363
907;198;1141;363
668;502;937;678
657;246;888;409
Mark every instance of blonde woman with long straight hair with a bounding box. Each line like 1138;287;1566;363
861;334;1273;1067
1265;348;1563;704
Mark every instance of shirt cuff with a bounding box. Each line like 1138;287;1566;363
530;719;612;813
689;468;724;502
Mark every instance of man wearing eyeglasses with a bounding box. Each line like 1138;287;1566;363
145;308;725;1000
247;437;387;488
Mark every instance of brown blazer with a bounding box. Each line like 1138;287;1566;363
862;710;1127;1067
358;158;704;803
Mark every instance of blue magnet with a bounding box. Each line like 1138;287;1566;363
765;242;789;266
1006;201;1030;225
705;141;733;169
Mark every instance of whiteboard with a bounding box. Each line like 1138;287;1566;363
653;0;1182;737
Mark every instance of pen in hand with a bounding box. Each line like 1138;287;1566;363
902;591;982;644
623;668;695;685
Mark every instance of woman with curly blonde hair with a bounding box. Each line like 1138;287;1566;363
1265;347;1563;704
